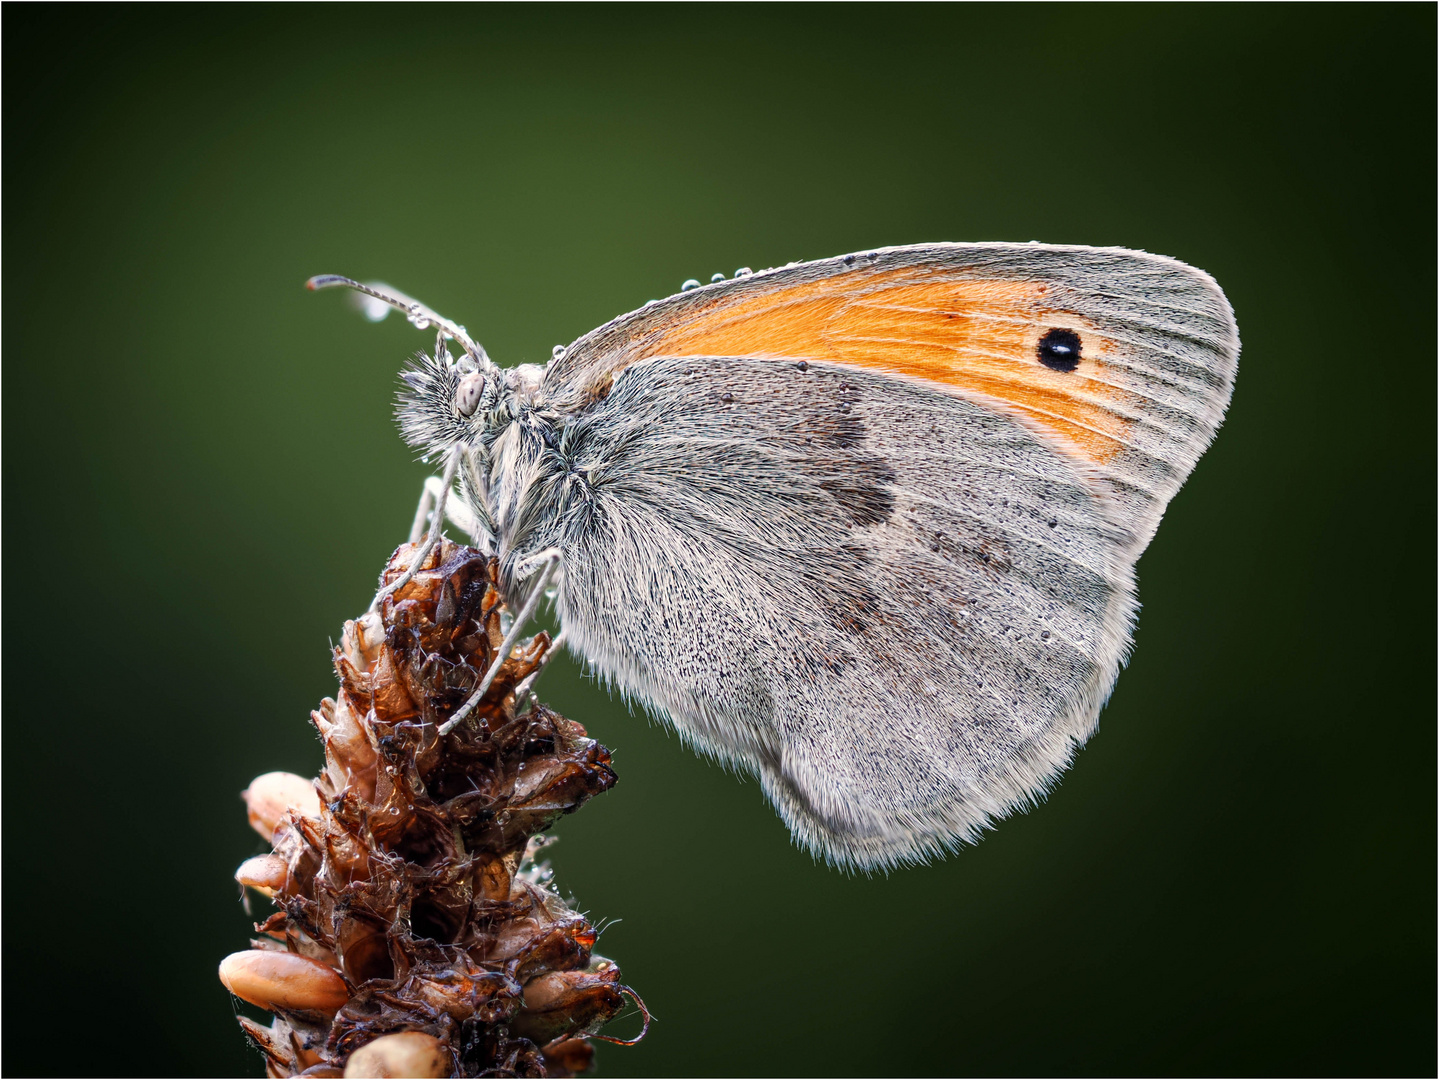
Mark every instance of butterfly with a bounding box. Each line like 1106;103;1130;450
309;242;1238;870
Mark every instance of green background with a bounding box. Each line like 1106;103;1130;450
5;5;1433;1076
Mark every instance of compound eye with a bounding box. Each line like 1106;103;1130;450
455;372;485;417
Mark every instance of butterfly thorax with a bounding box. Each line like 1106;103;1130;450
396;348;589;599
474;411;567;575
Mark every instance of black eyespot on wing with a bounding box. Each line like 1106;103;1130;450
1037;327;1082;372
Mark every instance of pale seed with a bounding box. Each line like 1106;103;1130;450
235;853;288;894
344;1031;448;1078
243;771;321;839
218;949;348;1014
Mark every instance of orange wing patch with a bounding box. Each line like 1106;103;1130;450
633;268;1137;464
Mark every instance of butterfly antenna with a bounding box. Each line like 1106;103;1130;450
306;274;488;365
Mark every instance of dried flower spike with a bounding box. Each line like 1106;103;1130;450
223;540;645;1077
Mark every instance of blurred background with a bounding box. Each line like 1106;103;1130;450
4;6;1433;1076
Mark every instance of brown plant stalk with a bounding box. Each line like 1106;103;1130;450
221;540;645;1077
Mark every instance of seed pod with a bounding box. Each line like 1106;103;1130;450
343;1032;448;1078
219;950;349;1015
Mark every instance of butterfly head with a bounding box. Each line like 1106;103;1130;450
306;274;527;462
395;346;510;461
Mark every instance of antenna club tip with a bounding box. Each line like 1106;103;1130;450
306;274;351;292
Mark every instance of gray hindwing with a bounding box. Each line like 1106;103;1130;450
547;356;1138;868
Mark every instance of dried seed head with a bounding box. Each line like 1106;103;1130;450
225;542;642;1076
343;1032;448;1078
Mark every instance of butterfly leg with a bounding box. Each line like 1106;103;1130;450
371;444;464;612
407;477;439;544
438;548;563;736
410;474;482;544
510;628;569;709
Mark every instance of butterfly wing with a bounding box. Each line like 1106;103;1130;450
539;244;1237;867
548;243;1239;554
